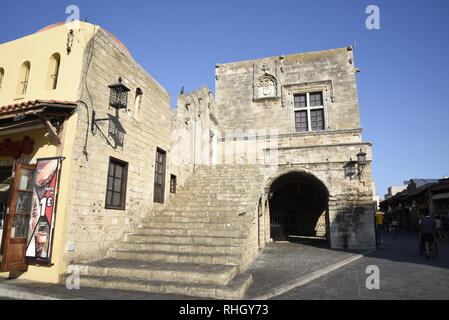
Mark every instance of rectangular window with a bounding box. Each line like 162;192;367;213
310;109;325;131
309;92;323;106
170;174;177;194
293;91;325;132
105;158;128;210
295;111;308;132
294;94;307;108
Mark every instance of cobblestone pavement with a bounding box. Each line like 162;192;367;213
0;278;203;300
244;240;368;299
272;231;449;300
1;231;446;300
0;239;367;300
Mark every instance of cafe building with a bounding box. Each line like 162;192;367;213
0;21;174;283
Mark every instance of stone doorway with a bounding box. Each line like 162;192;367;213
268;172;329;245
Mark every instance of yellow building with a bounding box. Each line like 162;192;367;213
0;21;172;283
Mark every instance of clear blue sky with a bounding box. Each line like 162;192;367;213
1;0;448;199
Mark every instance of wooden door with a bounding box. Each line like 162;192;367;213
0;163;36;272
153;149;166;204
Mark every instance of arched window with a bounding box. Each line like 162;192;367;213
135;88;143;115
0;68;4;90
46;53;61;90
16;61;31;97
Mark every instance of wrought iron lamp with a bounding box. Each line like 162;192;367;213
356;149;367;166
346;149;367;180
91;77;130;134
353;149;367;180
108;77;130;110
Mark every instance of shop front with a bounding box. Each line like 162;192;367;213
0;100;76;280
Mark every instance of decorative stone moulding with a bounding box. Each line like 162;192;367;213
253;61;281;102
256;74;278;99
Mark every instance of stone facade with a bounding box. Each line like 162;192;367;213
214;47;376;249
169;86;219;188
63;32;376;269
65;28;172;263
63;39;376;291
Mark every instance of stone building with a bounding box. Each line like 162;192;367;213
0;21;173;283
0;21;376;299
215;48;376;250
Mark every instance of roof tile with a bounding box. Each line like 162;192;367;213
0;100;77;114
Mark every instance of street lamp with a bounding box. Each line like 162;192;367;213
346;149;367;180
354;149;367;179
357;149;367;166
91;77;130;134
108;77;130;110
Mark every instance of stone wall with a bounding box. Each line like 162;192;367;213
215;47;361;133
169;86;219;190
64;28;172;263
214;47;376;249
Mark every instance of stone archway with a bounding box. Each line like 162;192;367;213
265;171;330;245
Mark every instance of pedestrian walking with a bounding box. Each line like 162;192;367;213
435;215;447;240
391;216;399;240
375;211;384;246
419;214;437;259
442;213;449;239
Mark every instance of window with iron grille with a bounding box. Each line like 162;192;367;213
105;157;128;210
293;92;325;132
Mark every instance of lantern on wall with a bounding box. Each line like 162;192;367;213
345;149;368;180
357;149;367;166
108;77;130;109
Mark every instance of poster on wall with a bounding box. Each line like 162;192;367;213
25;157;63;265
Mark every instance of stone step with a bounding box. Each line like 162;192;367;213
168;198;258;205
143;215;248;224
117;241;245;255
125;234;246;246
71;272;252;299
168;193;257;200
181;182;260;188
136;226;247;238
166;200;249;207
75;259;238;286
179;180;259;184
139;220;248;230
150;210;242;218
163;205;249;212
108;249;241;265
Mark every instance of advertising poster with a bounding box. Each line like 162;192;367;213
25;157;62;265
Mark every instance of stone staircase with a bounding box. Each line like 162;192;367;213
69;165;265;299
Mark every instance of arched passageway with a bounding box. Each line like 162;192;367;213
268;171;329;245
